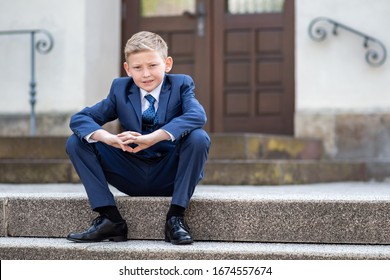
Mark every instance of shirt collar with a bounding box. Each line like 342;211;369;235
140;80;164;101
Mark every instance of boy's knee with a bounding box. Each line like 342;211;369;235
185;129;210;150
66;134;82;155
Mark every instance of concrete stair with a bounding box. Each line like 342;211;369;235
0;134;388;260
0;134;369;184
1;183;390;259
2;238;390;260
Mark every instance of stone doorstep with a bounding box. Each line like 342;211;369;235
208;133;323;160
0;133;323;160
1;237;390;260
0;159;367;184
2;184;390;245
0;160;79;183
203;159;366;185
0;137;68;159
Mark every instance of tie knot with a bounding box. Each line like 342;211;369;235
145;94;156;105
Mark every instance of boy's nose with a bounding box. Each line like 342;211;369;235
142;69;151;77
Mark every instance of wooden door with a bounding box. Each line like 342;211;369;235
121;0;294;134
212;0;295;134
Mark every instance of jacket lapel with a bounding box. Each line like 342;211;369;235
157;76;171;123
127;82;142;128
126;76;171;128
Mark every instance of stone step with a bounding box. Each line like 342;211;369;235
0;159;366;184
0;134;323;160
209;133;323;160
1;183;390;245
0;136;67;159
204;159;366;185
0;159;79;183
1;237;390;260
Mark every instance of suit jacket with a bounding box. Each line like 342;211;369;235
70;74;207;157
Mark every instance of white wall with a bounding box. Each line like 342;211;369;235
84;0;121;106
0;0;121;115
296;0;390;113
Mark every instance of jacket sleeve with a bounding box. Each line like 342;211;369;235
161;75;207;141
69;79;119;140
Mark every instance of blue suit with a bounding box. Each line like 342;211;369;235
66;74;210;210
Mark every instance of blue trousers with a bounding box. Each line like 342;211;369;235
66;129;210;210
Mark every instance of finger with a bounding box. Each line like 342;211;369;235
117;132;134;141
118;141;130;152
119;136;135;143
132;145;146;153
129;131;142;136
118;131;141;137
132;139;151;148
123;146;134;153
117;133;132;139
122;139;136;145
117;131;129;137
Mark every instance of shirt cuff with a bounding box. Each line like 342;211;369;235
162;129;175;141
84;131;98;143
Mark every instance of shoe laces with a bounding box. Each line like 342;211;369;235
91;216;104;226
175;216;190;231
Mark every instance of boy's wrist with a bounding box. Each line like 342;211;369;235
161;129;175;141
153;129;171;143
91;129;113;143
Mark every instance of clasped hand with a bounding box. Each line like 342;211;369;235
102;129;170;153
92;128;170;153
113;131;152;153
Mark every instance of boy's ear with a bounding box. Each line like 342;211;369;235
165;56;173;73
123;62;131;76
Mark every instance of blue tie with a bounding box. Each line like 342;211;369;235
142;94;157;125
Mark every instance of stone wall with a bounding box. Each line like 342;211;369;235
295;0;390;160
0;113;119;136
296;112;390;160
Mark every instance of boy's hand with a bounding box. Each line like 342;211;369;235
119;129;171;153
116;131;142;152
91;129;138;152
91;129;170;153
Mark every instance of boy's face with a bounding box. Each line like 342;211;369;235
123;50;173;92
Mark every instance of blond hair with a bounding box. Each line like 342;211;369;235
124;31;168;61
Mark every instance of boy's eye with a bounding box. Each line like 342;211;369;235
133;66;141;70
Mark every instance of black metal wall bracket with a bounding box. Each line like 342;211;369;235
0;29;54;135
308;17;387;67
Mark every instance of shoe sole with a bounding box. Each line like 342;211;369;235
66;235;128;243
165;235;193;245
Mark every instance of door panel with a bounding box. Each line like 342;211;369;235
139;16;196;78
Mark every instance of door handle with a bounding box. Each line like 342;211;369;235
183;2;205;37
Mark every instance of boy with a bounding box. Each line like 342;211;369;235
66;31;210;245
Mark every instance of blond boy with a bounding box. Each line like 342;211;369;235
66;31;210;245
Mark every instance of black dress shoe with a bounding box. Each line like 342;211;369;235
67;216;128;243
165;216;193;245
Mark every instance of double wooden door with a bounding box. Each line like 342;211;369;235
122;0;294;134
